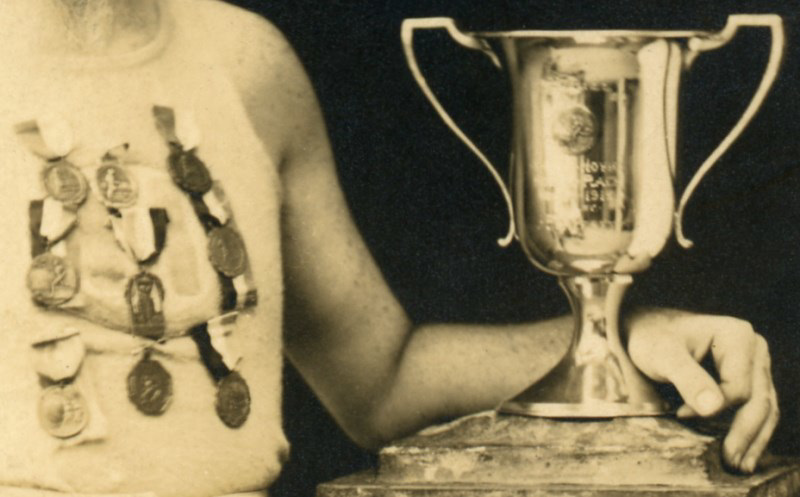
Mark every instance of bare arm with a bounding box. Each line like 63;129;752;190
215;6;571;448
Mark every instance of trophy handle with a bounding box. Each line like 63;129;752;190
674;14;784;248
401;18;516;247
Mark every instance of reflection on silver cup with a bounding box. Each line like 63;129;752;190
403;15;784;417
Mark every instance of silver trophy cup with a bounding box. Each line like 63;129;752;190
402;15;783;417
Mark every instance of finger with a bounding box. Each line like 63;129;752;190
736;338;778;473
710;319;757;405
676;319;758;419
631;339;724;417
740;381;779;473
676;403;697;418
723;335;774;471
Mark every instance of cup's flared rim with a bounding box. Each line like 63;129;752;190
470;29;710;40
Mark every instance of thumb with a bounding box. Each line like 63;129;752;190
631;339;723;417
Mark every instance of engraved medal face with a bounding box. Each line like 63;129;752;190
43;161;88;206
126;272;166;340
216;371;250;429
127;356;172;416
38;384;89;439
96;163;138;208
168;150;212;194
27;253;79;306
553;106;597;155
207;226;247;278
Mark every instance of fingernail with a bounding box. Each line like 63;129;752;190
695;389;722;416
742;456;757;473
730;451;744;468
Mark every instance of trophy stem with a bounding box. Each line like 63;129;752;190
500;274;667;418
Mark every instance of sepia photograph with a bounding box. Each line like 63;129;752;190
0;0;798;496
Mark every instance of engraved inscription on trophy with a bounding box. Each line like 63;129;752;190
537;67;634;266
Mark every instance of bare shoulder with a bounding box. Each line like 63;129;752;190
190;0;323;166
191;1;298;89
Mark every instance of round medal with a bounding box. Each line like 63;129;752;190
168;149;212;194
27;253;79;306
96;163;137;208
127;356;172;416
216;371;250;429
38;384;89;439
42;160;88;206
207;226;248;278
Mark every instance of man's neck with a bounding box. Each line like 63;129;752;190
5;0;162;57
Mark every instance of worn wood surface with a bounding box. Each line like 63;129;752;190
317;411;800;496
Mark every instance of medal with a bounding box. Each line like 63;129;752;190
127;354;172;416
215;371;250;429
27;253;79;306
126;272;166;339
43;160;88;206
207;226;248;278
96;163;138;208
38;384;89;439
168;148;212;194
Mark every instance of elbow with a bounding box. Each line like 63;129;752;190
336;404;399;451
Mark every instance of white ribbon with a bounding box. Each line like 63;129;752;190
202;185;230;226
30;328;85;382
207;312;241;370
110;207;157;262
174;107;201;151
39;197;77;243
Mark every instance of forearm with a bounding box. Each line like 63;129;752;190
361;316;572;448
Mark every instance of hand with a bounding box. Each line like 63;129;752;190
627;309;778;474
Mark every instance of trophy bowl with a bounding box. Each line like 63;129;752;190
402;15;783;417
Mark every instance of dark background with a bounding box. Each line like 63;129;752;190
227;2;800;496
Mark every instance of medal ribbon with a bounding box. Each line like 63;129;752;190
94;147;171;340
152;106;258;312
110;208;169;264
30;329;108;443
19;116;85;308
15;115;74;160
154;106;255;428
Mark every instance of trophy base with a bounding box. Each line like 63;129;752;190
500;400;666;418
498;274;668;419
